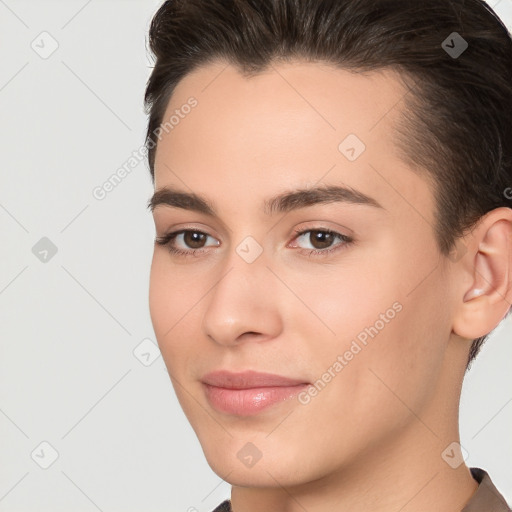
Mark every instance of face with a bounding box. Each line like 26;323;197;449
148;60;459;487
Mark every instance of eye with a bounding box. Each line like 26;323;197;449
155;229;219;257
290;228;354;257
155;227;354;259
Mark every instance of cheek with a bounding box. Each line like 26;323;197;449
285;261;397;349
284;235;412;348
148;255;199;372
288;248;447;417
148;255;172;338
291;294;443;468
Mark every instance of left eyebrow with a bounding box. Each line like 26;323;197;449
147;184;384;216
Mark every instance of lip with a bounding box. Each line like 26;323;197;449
201;370;309;389
201;370;310;416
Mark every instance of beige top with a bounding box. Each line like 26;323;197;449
211;467;511;512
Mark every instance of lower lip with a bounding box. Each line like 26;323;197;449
202;383;309;416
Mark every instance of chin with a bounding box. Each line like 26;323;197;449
207;457;304;488
199;438;316;488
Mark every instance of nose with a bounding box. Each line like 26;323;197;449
201;251;283;347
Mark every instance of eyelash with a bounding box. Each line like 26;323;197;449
154;227;354;259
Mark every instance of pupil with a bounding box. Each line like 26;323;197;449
312;231;333;249
186;232;205;248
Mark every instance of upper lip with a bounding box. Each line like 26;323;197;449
201;370;309;389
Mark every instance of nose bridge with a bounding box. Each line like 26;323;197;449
201;241;282;345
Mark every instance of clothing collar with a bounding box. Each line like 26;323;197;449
462;467;511;511
211;467;511;512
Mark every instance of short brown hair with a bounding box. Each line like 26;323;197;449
144;0;512;368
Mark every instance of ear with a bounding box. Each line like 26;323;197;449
452;207;512;340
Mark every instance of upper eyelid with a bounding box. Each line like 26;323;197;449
161;218;352;236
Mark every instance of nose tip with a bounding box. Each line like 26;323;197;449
201;265;283;348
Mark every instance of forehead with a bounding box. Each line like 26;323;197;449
153;59;433;225
157;60;409;153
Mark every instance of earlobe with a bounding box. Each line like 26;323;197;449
463;287;485;302
452;209;512;340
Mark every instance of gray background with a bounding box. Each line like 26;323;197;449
0;1;511;510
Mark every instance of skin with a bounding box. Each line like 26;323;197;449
148;59;512;512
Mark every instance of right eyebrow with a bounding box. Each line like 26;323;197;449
147;184;384;216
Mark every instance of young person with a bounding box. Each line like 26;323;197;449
143;0;512;510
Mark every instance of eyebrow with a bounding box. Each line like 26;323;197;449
147;184;384;216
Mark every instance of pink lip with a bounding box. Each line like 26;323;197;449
201;370;310;416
